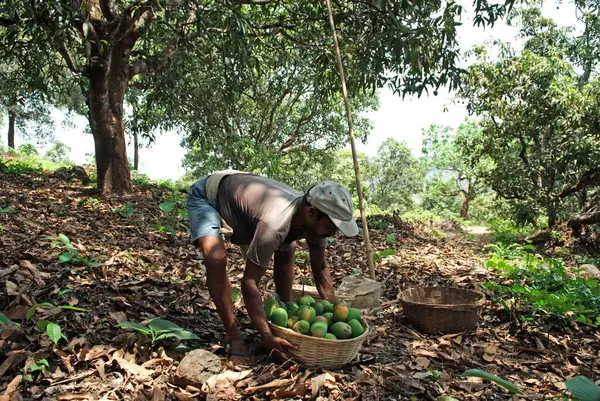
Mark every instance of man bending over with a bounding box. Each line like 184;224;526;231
186;170;358;362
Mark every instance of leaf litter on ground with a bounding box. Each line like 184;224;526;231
0;172;599;400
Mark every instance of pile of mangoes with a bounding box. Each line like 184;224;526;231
264;294;365;340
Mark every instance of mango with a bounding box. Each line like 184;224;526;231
315;315;328;325
292;319;311;335
329;322;352;339
287;316;300;329
286;302;299;315
299;295;315;306
310;321;328;338
294;305;307;318
278;301;288;311
263;298;278;319
298;306;316;324
347;319;365;338
270;307;288;327
322;312;334;327
324;333;337;340
333;303;349;322
319;300;334;313
347;307;361;322
310;301;324;315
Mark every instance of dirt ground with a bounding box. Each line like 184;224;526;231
1;172;598;400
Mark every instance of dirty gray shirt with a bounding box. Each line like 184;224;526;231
215;174;325;268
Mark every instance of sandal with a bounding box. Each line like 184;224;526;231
227;342;256;359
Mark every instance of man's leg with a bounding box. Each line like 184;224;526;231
273;243;296;302
198;236;247;355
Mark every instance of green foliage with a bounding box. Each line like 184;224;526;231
294;250;309;265
0;312;20;326
459;15;600;226
0;205;17;214
373;249;396;262
44;233;102;268
26;358;50;377
483;245;600;328
1;152;73;175
153;195;187;237
565;376;600;401
462;369;521;394
45;142;72;163
463;368;600;400
488;217;538;245
366;139;424;212
112;201;135;218
421;120;491;219
18;144;38;156
36;320;68;345
118;318;200;348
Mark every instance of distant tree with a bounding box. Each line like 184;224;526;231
422;120;489;218
17;143;38;156
366;139;424;212
460;49;600;226
45;142;72;163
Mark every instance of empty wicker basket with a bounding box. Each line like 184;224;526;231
399;287;485;334
268;320;369;369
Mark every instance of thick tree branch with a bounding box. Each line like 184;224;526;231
100;0;117;22
56;39;83;73
555;165;600;200
279;113;315;153
127;47;173;79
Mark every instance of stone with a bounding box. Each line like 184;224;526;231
580;264;600;279
173;349;221;388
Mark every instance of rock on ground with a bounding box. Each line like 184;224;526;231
173;349;222;388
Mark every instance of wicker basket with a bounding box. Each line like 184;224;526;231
291;284;354;304
268;320;369;369
399;287;485;335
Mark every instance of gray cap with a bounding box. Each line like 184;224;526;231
307;181;359;237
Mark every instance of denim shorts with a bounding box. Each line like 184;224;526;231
186;175;222;246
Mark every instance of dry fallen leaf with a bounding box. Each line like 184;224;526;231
203;370;253;393
310;373;336;398
114;357;153;378
6;281;19;296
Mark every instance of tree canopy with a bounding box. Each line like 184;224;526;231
0;0;516;194
458;5;600;226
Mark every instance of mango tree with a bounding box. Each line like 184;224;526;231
0;0;515;195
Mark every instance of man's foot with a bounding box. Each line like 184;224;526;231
228;339;254;365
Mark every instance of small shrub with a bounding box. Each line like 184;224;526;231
18;144;38;156
488;217;537;245
483;246;600;328
118;318;200;348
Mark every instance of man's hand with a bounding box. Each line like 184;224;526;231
263;334;300;363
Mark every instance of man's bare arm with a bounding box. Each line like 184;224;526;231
308;245;335;303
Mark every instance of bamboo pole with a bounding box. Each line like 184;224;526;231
324;0;376;280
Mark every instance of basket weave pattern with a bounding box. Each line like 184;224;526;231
400;287;485;335
268;321;369;369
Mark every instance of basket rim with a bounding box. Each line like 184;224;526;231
268;320;369;344
399;286;485;308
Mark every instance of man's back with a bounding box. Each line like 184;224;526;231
216;174;302;267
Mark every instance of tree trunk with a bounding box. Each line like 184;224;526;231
7;102;16;149
547;201;558;228
460;194;471;219
87;47;132;195
133;131;139;171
